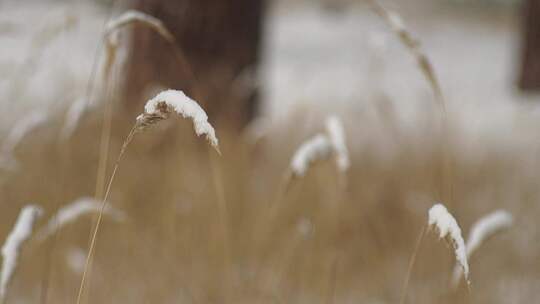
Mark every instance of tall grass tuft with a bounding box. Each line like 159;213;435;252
324;115;350;174
367;0;445;111
451;210;513;287
290;134;333;178
0;205;43;303
135;89;219;152
105;10;175;44
36;197;126;242
428;203;469;283
76;89;219;304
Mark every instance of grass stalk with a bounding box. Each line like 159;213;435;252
38;140;73;304
207;147;233;301
399;225;426;304
76;125;137;304
323;255;339;304
367;0;454;205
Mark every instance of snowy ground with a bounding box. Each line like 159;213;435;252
0;0;538;134
0;1;104;130
263;1;537;121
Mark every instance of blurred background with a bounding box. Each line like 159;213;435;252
0;0;539;303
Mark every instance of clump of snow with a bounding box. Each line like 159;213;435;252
290;134;333;177
137;89;220;152
324;115;350;172
0;205;43;301
105;10;174;43
452;210;513;286
36;197;126;241
428;203;470;283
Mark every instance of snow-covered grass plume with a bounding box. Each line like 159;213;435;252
428;203;470;283
324;115;350;172
136;89;219;152
0;205;43;301
290;134;333;177
36;197;126;241
465;210;513;258
105;10;174;43
451;210;513;286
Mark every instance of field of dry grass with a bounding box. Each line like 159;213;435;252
1;97;538;303
0;1;539;304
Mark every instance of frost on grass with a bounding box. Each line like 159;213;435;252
136;89;220;152
36;197;126;241
290;134;333;177
451;210;513;286
0;111;48;170
105;10;174;43
0;205;43;301
324;115;350;172
428;203;470;283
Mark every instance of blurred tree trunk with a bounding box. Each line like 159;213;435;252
519;0;540;90
122;0;265;127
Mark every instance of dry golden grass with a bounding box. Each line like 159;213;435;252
0;101;538;303
0;2;539;304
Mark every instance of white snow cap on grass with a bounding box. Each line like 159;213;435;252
290;134;333;177
105;10;174;42
137;89;219;152
452;210;513;286
324;115;350;172
0;205;43;301
428;203;470;283
36;197;126;241
466;210;513;257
